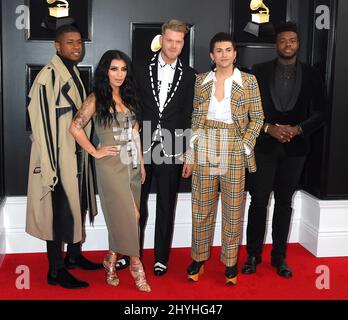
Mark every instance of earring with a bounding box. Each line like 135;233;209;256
233;58;237;64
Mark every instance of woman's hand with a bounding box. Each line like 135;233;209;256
140;161;146;184
93;146;118;159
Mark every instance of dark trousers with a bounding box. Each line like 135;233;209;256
140;163;182;264
246;146;306;259
46;241;81;272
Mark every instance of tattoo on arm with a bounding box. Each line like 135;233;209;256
73;110;90;130
72;95;95;130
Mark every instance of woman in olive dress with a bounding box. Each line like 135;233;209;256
69;50;151;292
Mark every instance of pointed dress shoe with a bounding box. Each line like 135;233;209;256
47;268;89;289
154;262;168;276
187;260;205;282
64;254;103;270
241;255;262;274
225;265;238;285
271;258;293;278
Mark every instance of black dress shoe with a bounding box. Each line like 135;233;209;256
187;260;205;282
241;255;262;274
64;254;103;270
154;262;168;276
225;265;238;285
47;268;89;289
116;255;130;270
271;258;293;278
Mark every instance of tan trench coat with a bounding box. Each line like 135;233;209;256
26;55;97;243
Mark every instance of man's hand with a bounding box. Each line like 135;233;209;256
268;124;292;143
182;163;193;178
275;124;302;142
277;124;302;138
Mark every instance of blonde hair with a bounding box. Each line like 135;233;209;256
161;19;190;35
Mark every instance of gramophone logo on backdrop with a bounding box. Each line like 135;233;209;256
48;0;69;18
244;0;275;37
42;0;75;30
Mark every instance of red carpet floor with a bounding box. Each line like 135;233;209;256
0;244;347;300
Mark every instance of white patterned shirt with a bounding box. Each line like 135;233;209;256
157;53;177;113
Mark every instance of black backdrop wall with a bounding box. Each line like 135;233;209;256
302;0;348;199
0;0;347;199
1;0;232;195
319;0;348;199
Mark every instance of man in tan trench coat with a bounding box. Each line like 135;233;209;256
26;24;101;289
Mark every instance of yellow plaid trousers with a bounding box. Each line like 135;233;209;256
189;70;264;267
191;120;246;267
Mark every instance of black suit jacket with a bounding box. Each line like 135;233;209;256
134;54;196;161
252;59;327;156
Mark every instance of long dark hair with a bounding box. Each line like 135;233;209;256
94;50;140;128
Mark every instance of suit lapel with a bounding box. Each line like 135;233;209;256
165;64;180;104
269;60;282;111
52;55;81;110
229;80;243;117
195;80;211;130
161;59;184;116
148;54;160;114
200;80;213;116
63;78;81;111
286;61;302;111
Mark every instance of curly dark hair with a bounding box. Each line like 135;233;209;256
94;50;140;128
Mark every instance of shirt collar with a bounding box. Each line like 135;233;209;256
202;68;243;87
158;52;177;70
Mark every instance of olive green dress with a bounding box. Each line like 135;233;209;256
94;111;140;257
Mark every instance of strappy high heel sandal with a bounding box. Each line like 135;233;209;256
129;261;151;292
103;251;119;287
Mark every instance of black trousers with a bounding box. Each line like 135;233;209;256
139;162;182;264
46;241;81;272
246;146;306;259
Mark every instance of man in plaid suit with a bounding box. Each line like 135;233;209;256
183;32;264;285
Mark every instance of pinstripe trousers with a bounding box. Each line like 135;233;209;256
191;120;245;267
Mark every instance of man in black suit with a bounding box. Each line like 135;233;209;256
241;22;326;278
116;19;195;276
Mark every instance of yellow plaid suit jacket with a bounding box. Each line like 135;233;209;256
189;70;264;172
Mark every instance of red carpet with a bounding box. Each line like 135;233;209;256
0;244;347;300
